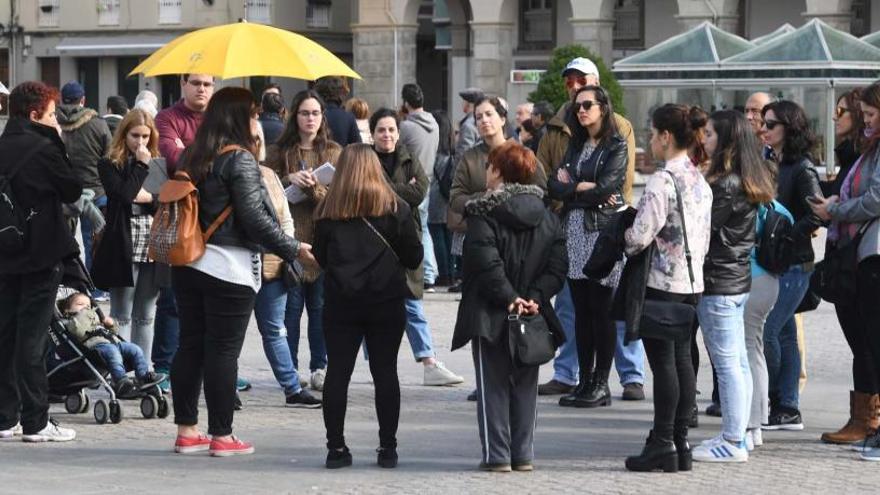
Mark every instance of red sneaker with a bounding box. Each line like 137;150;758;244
209;436;254;457
174;434;211;454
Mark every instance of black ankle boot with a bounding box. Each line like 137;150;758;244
674;436;692;471
326;446;352;469
572;370;611;408
377;446;398;468
559;371;593;407
625;431;678;473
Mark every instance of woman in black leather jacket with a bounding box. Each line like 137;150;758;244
548;85;627;409
692;110;776;462
169;88;313;457
759;100;824;430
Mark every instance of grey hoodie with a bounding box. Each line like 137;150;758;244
400;110;439;181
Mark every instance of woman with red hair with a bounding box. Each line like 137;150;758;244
452;141;567;472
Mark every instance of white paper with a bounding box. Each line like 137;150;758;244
284;162;336;204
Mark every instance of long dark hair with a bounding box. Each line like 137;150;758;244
761;100;816;163
431;109;454;156
567;85;617;149
275;89;332;154
689;106;709;166
179;87;257;181
707;110;776;204
856;83;880;154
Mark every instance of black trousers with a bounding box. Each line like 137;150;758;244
0;262;64;434
855;257;880;392
569;278;616;376
835;295;879;394
171;267;256;437
322;297;406;450
642;288;698;441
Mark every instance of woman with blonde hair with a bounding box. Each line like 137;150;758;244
91;109;165;369
313;144;423;469
344;97;372;144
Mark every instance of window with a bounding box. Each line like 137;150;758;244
307;0;331;29
40;57;61;89
158;0;182;25
38;0;60;27
613;0;644;49
519;0;555;51
852;0;871;37
246;0;271;24
98;0;121;26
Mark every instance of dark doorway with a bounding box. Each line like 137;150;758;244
39;57;60;89
116;57;140;108
160;75;181;109
416;36;448;112
76;57;99;109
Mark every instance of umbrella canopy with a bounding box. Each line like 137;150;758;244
130;21;360;80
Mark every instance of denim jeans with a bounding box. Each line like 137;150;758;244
697;293;752;443
428;223;455;281
93;342;150;382
286;274;327;372
405;298;434;361
109;262;160;366
419;197;437;284
551;282;578;386
763;265;810;411
80;194;106;272
254;280;302;396
151;287;180;372
615;320;645;385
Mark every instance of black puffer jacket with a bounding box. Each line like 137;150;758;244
547;135;627;231
451;183;567;351
776;156;823;264
197;149;300;262
703;173;756;295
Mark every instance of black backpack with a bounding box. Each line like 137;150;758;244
0;149;41;254
755;203;794;275
434;153;455;201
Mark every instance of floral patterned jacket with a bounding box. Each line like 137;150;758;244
624;155;712;294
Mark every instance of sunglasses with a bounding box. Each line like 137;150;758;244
835;106;850;118
763;119;783;130
565;75;588;89
574;100;600;112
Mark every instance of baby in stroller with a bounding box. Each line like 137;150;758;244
60;292;165;399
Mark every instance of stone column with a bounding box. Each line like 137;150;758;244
469;22;513;97
803;0;854;32
570;18;615;65
351;25;417;113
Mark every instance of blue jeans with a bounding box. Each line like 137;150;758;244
615;320;645;385
428;223;455;281
419;198;437;284
151;287;180;372
697;293;752;443
362;298;434;361
109;262;160;366
94;341;149;382
286;274;327;372
763;266;810;410
254;280;302;396
80;194;106;272
552;282;579;385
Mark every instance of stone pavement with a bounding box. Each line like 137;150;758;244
3;261;880;493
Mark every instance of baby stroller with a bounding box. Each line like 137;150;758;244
46;257;169;424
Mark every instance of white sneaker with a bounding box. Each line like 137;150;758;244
745;431;754;452
21;419;76;443
310;369;326;392
0;422;22;439
693;436;748;463
423;362;464;386
298;372;309;389
749;428;763;448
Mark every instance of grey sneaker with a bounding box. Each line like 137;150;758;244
423;362;464;386
310;369;326;391
0;422;22;439
21;419;76;443
852;430;880;452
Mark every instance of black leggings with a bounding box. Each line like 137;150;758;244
835;300;879;394
569;278;616;376
322;298;406;450
642;289;697;441
855;257;880;393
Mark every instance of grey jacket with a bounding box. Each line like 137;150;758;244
455;113;479;159
57;104;113;198
828;146;880;261
400;110;439;181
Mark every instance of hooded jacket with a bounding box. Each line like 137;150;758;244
400;110;440;180
57;104;112;198
451;183;567;351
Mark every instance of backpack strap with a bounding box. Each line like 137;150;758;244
662;169;696;294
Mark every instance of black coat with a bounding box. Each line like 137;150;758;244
324;103;361;147
703;173;756;295
452;183;567;351
776;156;823;264
823;139;860;197
197;149;300;261
547;135;627;231
0;118;82;274
314;199;423;306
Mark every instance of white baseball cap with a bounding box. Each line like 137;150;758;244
562;57;599;78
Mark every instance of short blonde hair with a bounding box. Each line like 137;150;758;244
344;97;370;120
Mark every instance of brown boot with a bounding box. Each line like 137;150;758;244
821;391;877;444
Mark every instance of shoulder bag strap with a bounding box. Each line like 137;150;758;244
361;217;400;263
202;145;247;241
663;169;696;293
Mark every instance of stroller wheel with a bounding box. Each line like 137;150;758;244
140;395;158;419
157;396;170;419
65;390;86;415
80;393;91;414
109;400;123;424
94;399;109;425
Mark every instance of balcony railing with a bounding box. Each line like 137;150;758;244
246;0;272;24
98;0;121;26
158;0;182;25
38;0;60;27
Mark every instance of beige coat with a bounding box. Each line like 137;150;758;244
259;165;295;281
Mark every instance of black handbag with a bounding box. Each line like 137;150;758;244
282;259;305;288
508;313;556;367
638;170;697;342
812;219;875;305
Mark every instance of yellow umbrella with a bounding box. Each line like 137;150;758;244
130;21;360;80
